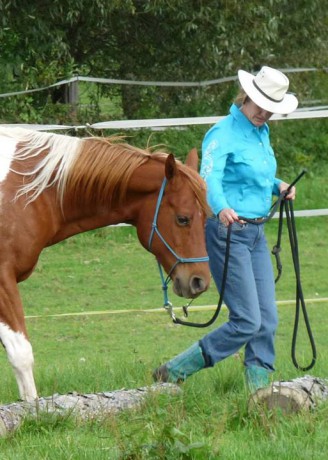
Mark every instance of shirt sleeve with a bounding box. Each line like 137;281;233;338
273;177;282;196
200;127;230;215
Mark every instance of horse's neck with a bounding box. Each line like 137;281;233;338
50;162;164;244
126;160;165;193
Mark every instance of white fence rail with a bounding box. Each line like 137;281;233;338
110;209;328;226
1;108;328;133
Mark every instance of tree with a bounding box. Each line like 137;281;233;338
0;0;327;122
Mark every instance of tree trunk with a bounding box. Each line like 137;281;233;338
248;375;328;414
0;383;180;437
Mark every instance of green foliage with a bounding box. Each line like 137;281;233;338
270;118;328;176
0;0;327;122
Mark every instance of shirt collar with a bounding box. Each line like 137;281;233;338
230;103;267;136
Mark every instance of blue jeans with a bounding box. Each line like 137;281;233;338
200;217;278;371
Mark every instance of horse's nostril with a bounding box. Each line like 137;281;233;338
173;276;207;298
190;276;206;294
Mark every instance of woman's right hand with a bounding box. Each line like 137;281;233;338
218;208;242;226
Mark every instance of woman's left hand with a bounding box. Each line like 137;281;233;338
279;181;296;200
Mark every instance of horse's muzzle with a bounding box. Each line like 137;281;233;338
173;274;209;298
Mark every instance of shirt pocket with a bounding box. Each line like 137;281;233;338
230;150;259;181
233;150;256;163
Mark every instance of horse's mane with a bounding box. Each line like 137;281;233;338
3;128;208;214
66;135;158;208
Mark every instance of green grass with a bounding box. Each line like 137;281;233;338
1;301;328;459
0;175;327;457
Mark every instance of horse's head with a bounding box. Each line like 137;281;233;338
137;148;211;299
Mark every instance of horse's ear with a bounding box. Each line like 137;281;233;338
185;147;199;171
165;153;177;180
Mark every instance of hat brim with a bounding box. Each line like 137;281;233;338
238;70;298;115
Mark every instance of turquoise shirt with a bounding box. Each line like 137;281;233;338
200;104;282;218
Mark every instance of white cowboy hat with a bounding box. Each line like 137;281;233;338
238;66;298;114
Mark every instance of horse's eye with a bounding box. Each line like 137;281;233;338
176;215;190;226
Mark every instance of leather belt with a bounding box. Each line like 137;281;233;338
252;217;266;223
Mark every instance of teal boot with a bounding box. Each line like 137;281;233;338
153;342;206;383
245;365;270;392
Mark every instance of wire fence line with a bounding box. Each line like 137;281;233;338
1;65;327;132
1;67;327;99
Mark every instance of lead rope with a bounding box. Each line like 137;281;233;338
283;198;317;370
173;170;317;371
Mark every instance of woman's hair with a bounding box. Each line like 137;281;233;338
234;89;250;107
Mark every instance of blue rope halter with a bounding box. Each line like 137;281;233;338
148;177;209;318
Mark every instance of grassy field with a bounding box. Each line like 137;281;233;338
0;172;327;458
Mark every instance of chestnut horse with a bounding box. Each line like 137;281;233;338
0;127;210;401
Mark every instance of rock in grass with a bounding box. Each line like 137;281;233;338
248;375;328;414
0;383;181;437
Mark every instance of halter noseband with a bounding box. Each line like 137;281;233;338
148;177;209;317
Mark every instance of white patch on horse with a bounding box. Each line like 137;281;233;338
0;136;17;183
0;322;37;401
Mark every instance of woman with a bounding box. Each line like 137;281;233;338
153;66;298;391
